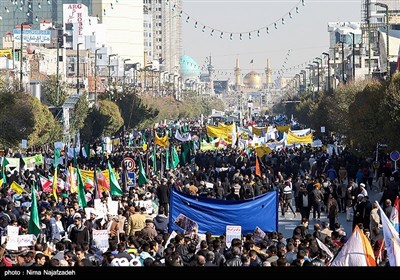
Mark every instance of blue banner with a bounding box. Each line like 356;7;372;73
169;190;278;235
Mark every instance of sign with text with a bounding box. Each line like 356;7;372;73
13;29;51;44
226;225;242;248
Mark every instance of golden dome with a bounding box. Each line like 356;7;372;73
243;71;262;89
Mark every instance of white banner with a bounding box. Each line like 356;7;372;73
93;229;109;252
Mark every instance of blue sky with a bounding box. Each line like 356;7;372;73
181;0;361;80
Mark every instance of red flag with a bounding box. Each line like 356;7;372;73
96;169;110;191
93;168;103;200
39;175;52;193
255;156;261;177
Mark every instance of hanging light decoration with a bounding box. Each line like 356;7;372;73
110;3;113;9
266;27;269;34
289;12;292;18
172;4;175;11
296;7;299;13
5;7;10;12
239;33;242;40
282;18;285;24
194;21;197;28
302;0;305;6
257;30;260;37
38;2;41;9
274;22;277;29
186;16;189;23
35;15;38;22
248;32;251;39
47;0;51;4
103;9;106;15
202;26;206;32
219;32;223;39
230;33;233;40
179;10;183;17
210;29;214;36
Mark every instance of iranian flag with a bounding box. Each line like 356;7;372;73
39;175;52;193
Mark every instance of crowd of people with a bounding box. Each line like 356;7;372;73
0;117;398;267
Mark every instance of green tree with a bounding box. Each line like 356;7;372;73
71;92;90;134
0;86;62;147
81;99;123;142
41;75;68;107
115;90;159;130
381;72;400;150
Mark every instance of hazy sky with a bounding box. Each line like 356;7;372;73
181;0;361;80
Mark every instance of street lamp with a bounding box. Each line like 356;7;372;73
313;59;321;95
108;54;117;86
123;58;131;91
94;48;101;106
322;52;331;93
375;2;390;79
339;40;345;83
18;22;30;92
349;32;356;81
76;42;83;95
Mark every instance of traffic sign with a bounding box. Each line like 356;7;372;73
122;157;135;171
390;150;400;162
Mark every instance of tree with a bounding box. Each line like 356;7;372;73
0;86;62;148
115;89;159;130
71;92;90;134
41;75;68;107
81;99;123;142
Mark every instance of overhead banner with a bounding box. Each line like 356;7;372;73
286;130;313;145
169;189;278;235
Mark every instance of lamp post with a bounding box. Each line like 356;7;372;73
313;60;320;96
19;22;30;92
108;54;117;87
94;48;101;106
300;70;307;91
375;2;390;79
349;32;356;81
340;40;345;83
76;42;83;95
123;58;131;92
322;52;331;93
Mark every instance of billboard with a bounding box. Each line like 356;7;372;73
13;29;51;44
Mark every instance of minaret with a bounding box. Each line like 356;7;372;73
265;59;271;87
234;57;241;91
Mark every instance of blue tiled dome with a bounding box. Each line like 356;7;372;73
180;54;201;80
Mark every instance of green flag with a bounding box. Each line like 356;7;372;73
137;156;148;186
141;131;146;145
171;146;180;169
84;144;90;159
108;161;123;196
28;183;41;236
73;147;77;167
53;148;60;167
2;157;9;185
76;165;87;208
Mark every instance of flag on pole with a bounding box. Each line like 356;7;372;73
96;168;110;192
108;161;123;196
390;196;399;233
165;148;170;170
171;146;180;170
52;167;58;201
53;148;60;167
85;176;94;190
28;183;41;236
76;166;87;208
93;168;103;200
330;225;376;266
10;181;24;194
152;146;157;173
2;157;9;186
39;175;52;193
137;156;148;186
67;166;77;194
255;156;261;177
378;201;400;266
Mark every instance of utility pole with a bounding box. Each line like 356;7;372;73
20;23;23;92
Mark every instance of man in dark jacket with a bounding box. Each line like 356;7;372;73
156;179;170;216
153;208;169;234
69;216;90;248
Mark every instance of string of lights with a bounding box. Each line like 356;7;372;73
167;0;305;40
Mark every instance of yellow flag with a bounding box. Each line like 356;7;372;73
276;125;291;133
10;181;24;194
255;146;272;158
0;179;3;187
52;168;58;201
154;132;169;147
